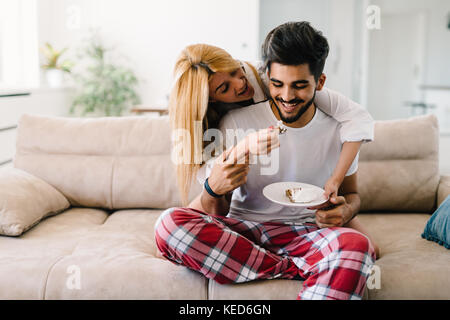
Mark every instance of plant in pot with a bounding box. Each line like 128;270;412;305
70;35;141;117
41;43;73;87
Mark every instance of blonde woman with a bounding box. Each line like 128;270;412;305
163;42;379;258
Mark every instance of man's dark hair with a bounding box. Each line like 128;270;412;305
262;21;329;81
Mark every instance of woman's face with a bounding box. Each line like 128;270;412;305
208;67;255;103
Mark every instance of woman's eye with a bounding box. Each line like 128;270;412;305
272;83;282;88
221;84;229;93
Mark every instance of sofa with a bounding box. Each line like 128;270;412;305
0;112;449;300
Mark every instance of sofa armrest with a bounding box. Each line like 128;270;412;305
0;167;70;236
437;175;450;208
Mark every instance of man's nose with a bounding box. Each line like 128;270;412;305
281;86;295;102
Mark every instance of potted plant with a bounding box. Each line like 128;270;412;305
41;43;73;87
70;35;141;117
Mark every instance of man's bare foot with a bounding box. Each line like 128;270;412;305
155;249;164;259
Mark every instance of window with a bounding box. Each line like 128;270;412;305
0;0;39;90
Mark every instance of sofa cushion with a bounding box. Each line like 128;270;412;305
438;175;450;208
2;207;447;299
0;167;70;236
207;279;369;300
14;114;202;210
358;114;440;212
0;207;108;299
208;279;303;300
358;213;450;299
44;209;208;299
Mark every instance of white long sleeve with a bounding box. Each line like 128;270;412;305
314;87;374;143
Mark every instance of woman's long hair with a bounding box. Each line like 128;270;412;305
169;44;240;205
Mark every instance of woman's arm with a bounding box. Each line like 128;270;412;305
324;141;361;198
314;87;374;143
333;141;362;184
314;87;372;199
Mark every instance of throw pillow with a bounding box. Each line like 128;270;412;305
421;195;450;249
0;167;70;236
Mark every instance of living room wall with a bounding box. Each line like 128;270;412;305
36;0;260;108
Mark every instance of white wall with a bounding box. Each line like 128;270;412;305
37;0;260;108
259;0;360;101
259;0;332;42
367;0;450;131
370;0;450;87
327;0;359;100
0;0;39;88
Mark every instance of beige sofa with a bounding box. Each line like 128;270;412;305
0;113;449;300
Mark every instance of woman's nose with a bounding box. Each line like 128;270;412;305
233;77;246;94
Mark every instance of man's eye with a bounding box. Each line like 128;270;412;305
221;84;229;93
272;83;282;88
294;85;308;90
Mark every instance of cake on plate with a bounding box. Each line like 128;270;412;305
285;187;320;203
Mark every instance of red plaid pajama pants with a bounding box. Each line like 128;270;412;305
154;207;375;300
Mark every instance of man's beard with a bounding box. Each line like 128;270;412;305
273;89;316;124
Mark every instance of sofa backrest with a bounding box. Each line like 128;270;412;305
357;114;440;212
14;113;440;212
14;114;202;209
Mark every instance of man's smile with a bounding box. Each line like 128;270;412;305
277;99;303;113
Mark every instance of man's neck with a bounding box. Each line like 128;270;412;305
270;101;316;129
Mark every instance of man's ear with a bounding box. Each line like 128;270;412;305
316;73;326;91
266;62;271;78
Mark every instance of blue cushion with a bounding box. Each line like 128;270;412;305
421;195;450;249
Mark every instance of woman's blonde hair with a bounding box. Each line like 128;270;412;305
169;44;240;205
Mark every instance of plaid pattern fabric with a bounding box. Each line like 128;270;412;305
155;207;375;300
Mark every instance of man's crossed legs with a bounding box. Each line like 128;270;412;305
154;207;375;300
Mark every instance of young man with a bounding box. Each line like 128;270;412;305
155;22;375;300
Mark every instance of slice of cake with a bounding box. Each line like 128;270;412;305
285;187;319;203
276;120;287;134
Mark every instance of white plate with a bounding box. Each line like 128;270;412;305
262;182;328;208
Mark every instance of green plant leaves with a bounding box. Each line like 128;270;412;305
70;37;141;117
40;42;72;72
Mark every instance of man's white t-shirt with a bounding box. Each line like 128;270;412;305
197;100;358;224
